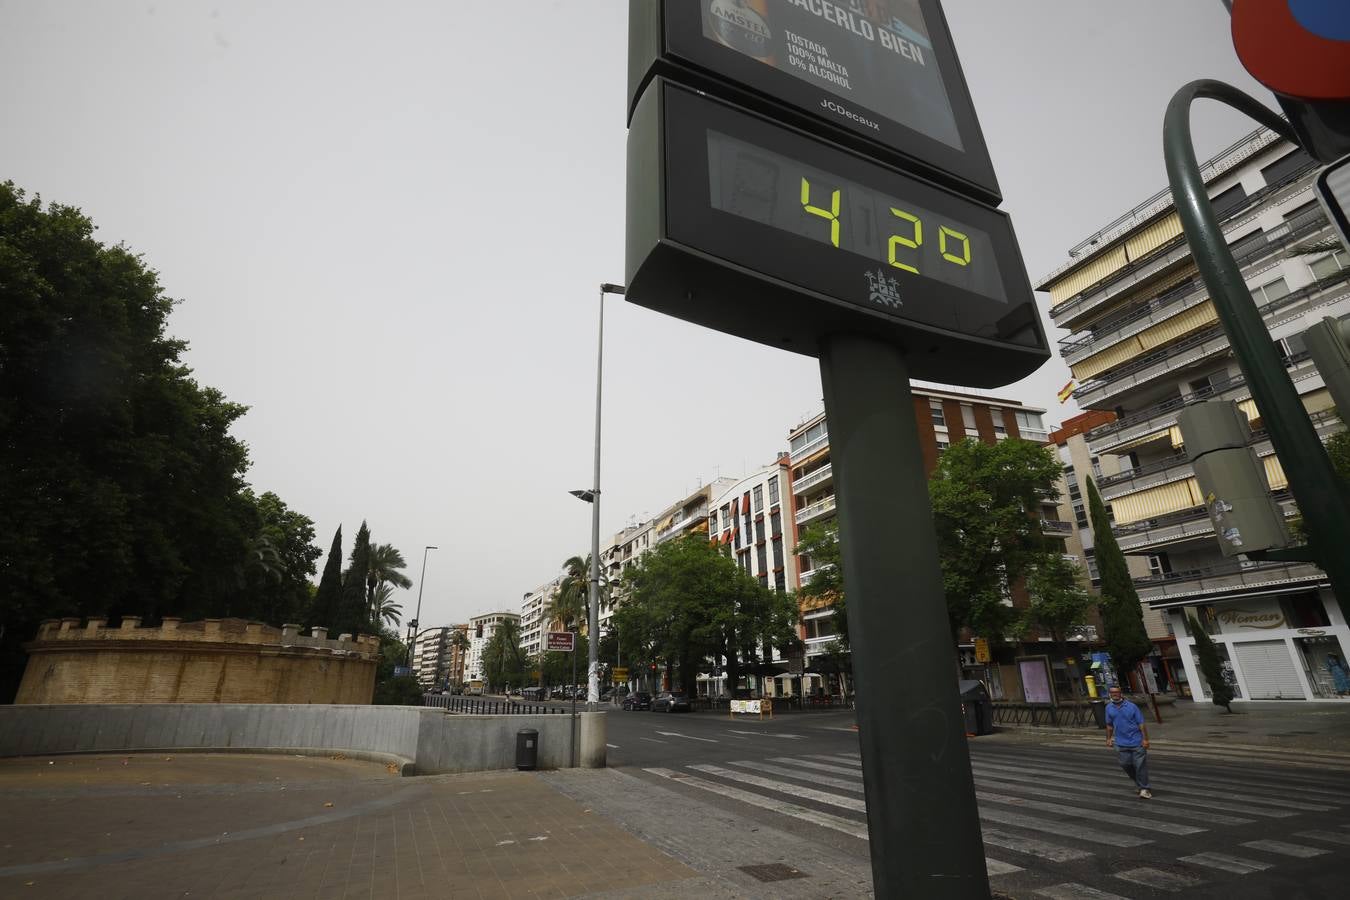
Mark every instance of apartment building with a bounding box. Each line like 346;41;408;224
411;624;469;689
704;459;799;697
520;576;562;659
465;611;521;683
787;387;1051;697
1041;126;1350;702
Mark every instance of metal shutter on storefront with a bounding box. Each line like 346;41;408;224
1235;640;1305;700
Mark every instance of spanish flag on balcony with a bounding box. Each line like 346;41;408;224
1057;380;1076;403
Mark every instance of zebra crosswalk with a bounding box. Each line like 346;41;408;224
641;744;1350;897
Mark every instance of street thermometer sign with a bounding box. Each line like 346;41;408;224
625;78;1046;384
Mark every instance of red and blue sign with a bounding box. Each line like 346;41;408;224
1232;0;1350;100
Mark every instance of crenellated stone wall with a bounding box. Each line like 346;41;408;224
16;618;379;705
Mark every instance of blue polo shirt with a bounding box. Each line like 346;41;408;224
1105;699;1145;747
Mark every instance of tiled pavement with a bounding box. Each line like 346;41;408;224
0;754;695;899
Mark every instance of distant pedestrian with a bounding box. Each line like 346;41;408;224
1104;685;1152;799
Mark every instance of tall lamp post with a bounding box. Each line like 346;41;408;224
404;545;438;667
571;282;625;710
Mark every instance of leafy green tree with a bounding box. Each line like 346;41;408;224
795;522;847;648
371;626;421;704
336;521;372;637
1086;476;1153;682
539;632;589;688
0;182;301;699
1188;616;1234;712
240;491;321;627
310;526;344;629
929;438;1065;643
1019;552;1093;698
481;618;528;691
366;543;411;622
618;536;797;697
548;555;590;632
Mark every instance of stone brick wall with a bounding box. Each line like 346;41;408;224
16;618;378;705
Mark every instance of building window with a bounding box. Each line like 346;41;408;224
772;537;784;568
1147;554;1171;577
753;484;764;513
1310;249;1348;281
1014;410;1044;433
1261;148;1314;187
1209;182;1248;218
961;404;977;431
929;399;946;426
936;439;949;452
790;420;827;456
993;414;1007;438
755;518;765;543
770;510;782;539
768;475;780;506
1073;502;1089;529
774;570;786;592
721;506;732;530
1091;456;1103;481
757;542;768;575
1084;550;1100;583
1253;277;1290;305
1276;332;1308;360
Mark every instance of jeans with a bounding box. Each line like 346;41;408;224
1116;745;1151;789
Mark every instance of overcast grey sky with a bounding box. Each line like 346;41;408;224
1;1;1274;628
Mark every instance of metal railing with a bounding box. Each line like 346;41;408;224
1134;558;1326;602
1040;519;1074;536
992;702;1098;729
793;463;833;494
795;495;837;525
423;694;569;714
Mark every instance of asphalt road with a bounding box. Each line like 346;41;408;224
595;706;1350;899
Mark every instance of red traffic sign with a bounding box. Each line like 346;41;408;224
546;631;575;652
1232;0;1350;101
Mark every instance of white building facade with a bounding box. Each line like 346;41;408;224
465;611;521;683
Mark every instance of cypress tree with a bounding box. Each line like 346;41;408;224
336;521;372;637
1188;616;1234;712
1085;476;1153;685
310;526;343;629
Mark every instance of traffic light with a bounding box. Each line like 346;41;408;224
1303;316;1350;416
1177;401;1290;556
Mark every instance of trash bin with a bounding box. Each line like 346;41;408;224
516;728;539;771
958;680;994;736
1090;700;1107;729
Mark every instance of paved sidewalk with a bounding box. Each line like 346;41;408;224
0;754;695;899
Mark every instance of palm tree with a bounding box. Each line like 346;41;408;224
371;584;403;627
547;555;589;632
366;543;412;623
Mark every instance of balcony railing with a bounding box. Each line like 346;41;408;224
793;463;834;494
1135;559;1326;603
1058;203;1331;363
1048;157;1319;326
1112;491;1295;552
1040;519;1074;537
790;432;830;462
795;495;837;525
1073;273;1350;407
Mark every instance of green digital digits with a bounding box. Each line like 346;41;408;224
800;177;841;247
940;225;971;266
888;207;922;274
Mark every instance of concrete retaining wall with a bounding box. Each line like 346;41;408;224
0;705;607;775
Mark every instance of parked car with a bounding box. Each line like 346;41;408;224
622;691;652;711
652;691;691;713
522;686;545;701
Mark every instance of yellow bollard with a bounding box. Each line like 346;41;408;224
1085;676;1098;699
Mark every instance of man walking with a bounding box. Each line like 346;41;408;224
1104;684;1152;799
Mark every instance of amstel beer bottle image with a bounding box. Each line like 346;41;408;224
705;0;776;65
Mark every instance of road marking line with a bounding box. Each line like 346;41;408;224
642;767;869;839
770;757;864;778
979;807;1150;847
1241;839;1330;858
606;744;619;749
976;791;1203;835
1296;829;1350;846
1112;866;1204;891
983;858;1023;876
726;730;804;738
655;731;718;743
1179;851;1272;874
977;751;1350;803
725;760;863;794
980;829;1093;862
1035;883;1129;899
638;737;668;744
970;760;1303;817
974;776;1253;826
809;754;861;768
687;764;866;812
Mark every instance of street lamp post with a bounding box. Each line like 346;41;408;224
405;545;438;667
571;282;625;710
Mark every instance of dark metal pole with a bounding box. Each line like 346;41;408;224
405;545;437;666
819;334;988;898
1164;80;1350;621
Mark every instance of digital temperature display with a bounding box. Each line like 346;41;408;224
706;130;1005;301
624;79;1048;385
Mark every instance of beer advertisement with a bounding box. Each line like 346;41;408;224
700;0;963;150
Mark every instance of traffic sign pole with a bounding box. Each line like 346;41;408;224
820;333;989;898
